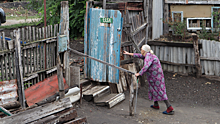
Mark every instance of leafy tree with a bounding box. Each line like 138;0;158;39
28;0;87;39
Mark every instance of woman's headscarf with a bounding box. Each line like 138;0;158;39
141;44;154;54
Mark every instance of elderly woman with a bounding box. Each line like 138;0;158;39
123;44;174;115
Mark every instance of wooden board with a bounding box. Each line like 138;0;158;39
83;86;110;101
93;88;110;103
95;93;125;108
109;83;118;93
0;98;72;124
117;77;123;93
108;93;125;108
32;108;77;124
170;5;212;18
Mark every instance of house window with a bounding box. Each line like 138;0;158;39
186;18;211;31
211;7;220;33
172;11;183;23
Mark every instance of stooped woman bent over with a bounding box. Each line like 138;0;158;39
123;44;174;115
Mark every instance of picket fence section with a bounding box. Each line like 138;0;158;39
0;32;16;81
0;24;59;89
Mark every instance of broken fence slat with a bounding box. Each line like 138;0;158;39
23;73;38;82
0;98;73;124
46;67;57;74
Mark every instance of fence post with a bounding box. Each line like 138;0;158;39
192;35;201;78
59;1;70;87
57;34;65;98
128;74;134;116
14;30;26;109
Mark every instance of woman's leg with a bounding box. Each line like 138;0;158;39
163;100;174;115
151;101;159;109
164;100;171;108
154;101;159;106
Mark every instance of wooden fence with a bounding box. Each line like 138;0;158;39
148;38;220;78
0;24;59;89
121;11;147;62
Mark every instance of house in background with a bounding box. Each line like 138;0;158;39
163;0;220;35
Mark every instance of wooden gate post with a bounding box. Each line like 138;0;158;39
15;30;26;109
192;34;201;78
57;47;65;98
59;1;70;87
56;1;69;98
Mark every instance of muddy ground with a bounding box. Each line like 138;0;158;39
69;39;220;124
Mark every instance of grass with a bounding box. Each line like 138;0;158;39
0;21;39;29
6;15;40;20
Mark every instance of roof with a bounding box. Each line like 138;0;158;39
165;0;220;4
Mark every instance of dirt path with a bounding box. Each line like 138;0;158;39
73;71;220;124
68;39;220;124
75;92;219;124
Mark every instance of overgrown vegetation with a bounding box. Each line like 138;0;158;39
199;23;215;40
163;17;187;41
28;0;87;39
170;21;187;39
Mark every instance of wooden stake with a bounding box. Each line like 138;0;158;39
129;74;134;116
192;35;201;78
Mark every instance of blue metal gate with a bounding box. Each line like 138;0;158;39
84;8;123;83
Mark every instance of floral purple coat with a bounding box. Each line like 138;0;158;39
134;52;168;102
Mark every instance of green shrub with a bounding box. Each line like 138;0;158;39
28;0;87;39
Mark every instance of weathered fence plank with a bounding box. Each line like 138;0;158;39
15;30;26;109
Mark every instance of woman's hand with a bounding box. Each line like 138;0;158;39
135;73;140;77
123;50;130;55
